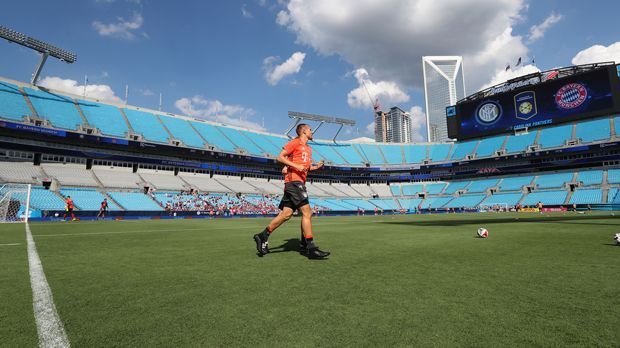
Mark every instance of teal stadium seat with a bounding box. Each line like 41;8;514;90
0;82;31;121
444;181;470;194
355;144;386;164
535;172;573;189
504;132;536;153
444;194;486;209
450;140;477;160
77;100;128;137
537;124;573;148
403;145;427;163
425;183;446;194
24;87;83;130
190;121;237;152
123;109;169;143
615;116;620;138
475;136;506;157
608;188;619;204
607;169;620;184
428;144;451;162
401;184;424;196
242;132;282;156
499;176;534;191
522;190;568;206
398;198;423;211
159;115;205;148
569;189;602;204
107;191;163;211
576;170;603;186
380;144;404;165
420;196;453;209
217;127;266;156
467;179;499;193
60;188;121;210
481;192;523;206
575;118;611;143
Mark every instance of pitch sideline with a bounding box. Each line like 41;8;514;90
26;223;70;347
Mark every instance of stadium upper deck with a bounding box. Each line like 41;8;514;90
0;75;618;172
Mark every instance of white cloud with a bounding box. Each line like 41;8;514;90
527;12;563;43
481;64;540;90
276;10;290;26
92;12;144;40
571;42;620;65
174;96;264;131
407;105;427;142
347;68;409;109
140;88;154;96
241;4;253;18
263;51;306;86
38;76;122;103
277;0;528;93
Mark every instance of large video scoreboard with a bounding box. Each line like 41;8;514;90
446;65;620;140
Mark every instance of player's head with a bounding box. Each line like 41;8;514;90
296;123;313;140
67;196;71;199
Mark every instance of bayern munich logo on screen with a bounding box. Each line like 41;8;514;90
555;83;588;109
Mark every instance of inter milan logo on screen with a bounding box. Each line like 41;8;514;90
555;83;588;109
514;91;537;120
475;101;502;125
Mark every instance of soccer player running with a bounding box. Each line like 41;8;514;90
254;124;330;259
97;198;108;219
63;195;76;221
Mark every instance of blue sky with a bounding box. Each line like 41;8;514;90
1;0;619;141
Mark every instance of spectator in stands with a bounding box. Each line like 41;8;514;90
537;201;543;214
97;198;108;219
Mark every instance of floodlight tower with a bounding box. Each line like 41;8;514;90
0;25;77;85
286;111;356;143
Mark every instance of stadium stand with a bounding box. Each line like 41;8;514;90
537;124;573;148
123;109;170;143
480;192;523;207
23;87;84;130
608;188;619;204
243;177;283;195
216;127;264;156
420;196;453;209
213;175;260;194
444;194;486;209
59;188;121;211
369;198;399;210
190;121;237;153
107;191;163;211
466;179;499;193
425;183;446;194
575;118;611;143
242;131;282;156
350;184;374;197
140;170;187;191
77;100;128;137
370;184;393;197
475;136;506;157
521;190;568;206
0;81;32;121
504;132;537;154
450;141;477;160
159;115;205;148
309;143;345;165
606;168;620;184
398;198;423;211
177;172;231;192
401;184;424;196
615;116;620;138
576;170;603;186
0;162;44;184
428;144;451;162
403;144;427;164
92;166;144;189
356;144;386;164
569;188;603;204
535;172;574;189
9;187;66;210
41;163;99;187
444;181;470;194
381;144;404;165
498;176;534;191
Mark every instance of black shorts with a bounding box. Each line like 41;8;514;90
279;181;309;211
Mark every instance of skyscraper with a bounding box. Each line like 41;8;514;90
374;106;411;143
422;56;466;142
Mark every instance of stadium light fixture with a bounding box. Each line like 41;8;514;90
0;25;77;85
286;111;356;143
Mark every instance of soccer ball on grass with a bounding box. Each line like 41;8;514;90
477;228;489;238
614;233;620;246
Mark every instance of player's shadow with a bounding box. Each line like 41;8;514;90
267;238;300;254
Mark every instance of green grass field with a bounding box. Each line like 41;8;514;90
2;212;620;346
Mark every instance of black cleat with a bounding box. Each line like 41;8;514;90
299;239;307;254
253;233;269;255
306;247;330;259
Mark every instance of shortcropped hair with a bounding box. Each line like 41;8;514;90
296;123;309;136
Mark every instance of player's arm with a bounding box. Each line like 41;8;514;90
276;149;305;172
309;160;325;171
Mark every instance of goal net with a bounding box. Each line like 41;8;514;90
0;183;31;223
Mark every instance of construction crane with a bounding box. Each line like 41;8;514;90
361;76;384;141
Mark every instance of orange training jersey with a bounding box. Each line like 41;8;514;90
66;198;74;209
282;137;312;183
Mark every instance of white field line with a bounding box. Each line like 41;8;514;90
0;243;21;246
25;223;70;347
32;221;350;238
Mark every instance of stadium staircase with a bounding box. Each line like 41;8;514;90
118;108;136;135
73;101;91;127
